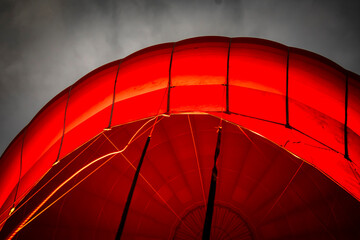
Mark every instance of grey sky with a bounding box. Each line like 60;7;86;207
1;0;360;155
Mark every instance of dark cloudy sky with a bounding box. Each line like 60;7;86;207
1;0;360;155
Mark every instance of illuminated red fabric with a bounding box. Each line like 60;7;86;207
0;37;360;239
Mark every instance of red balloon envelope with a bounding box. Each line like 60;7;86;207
1;37;360;239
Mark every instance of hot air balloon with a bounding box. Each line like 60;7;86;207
0;37;360;239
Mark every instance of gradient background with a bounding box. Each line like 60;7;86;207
1;0;360;155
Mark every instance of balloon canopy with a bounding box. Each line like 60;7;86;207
1;36;360;239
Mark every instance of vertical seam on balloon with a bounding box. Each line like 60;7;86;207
116;136;151;239
108;59;122;129
108;60;122;129
12;126;27;212
286;47;290;128
226;38;231;113
116;116;162;239
202;126;222;239
344;71;349;160
167;42;175;114
55;86;72;163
